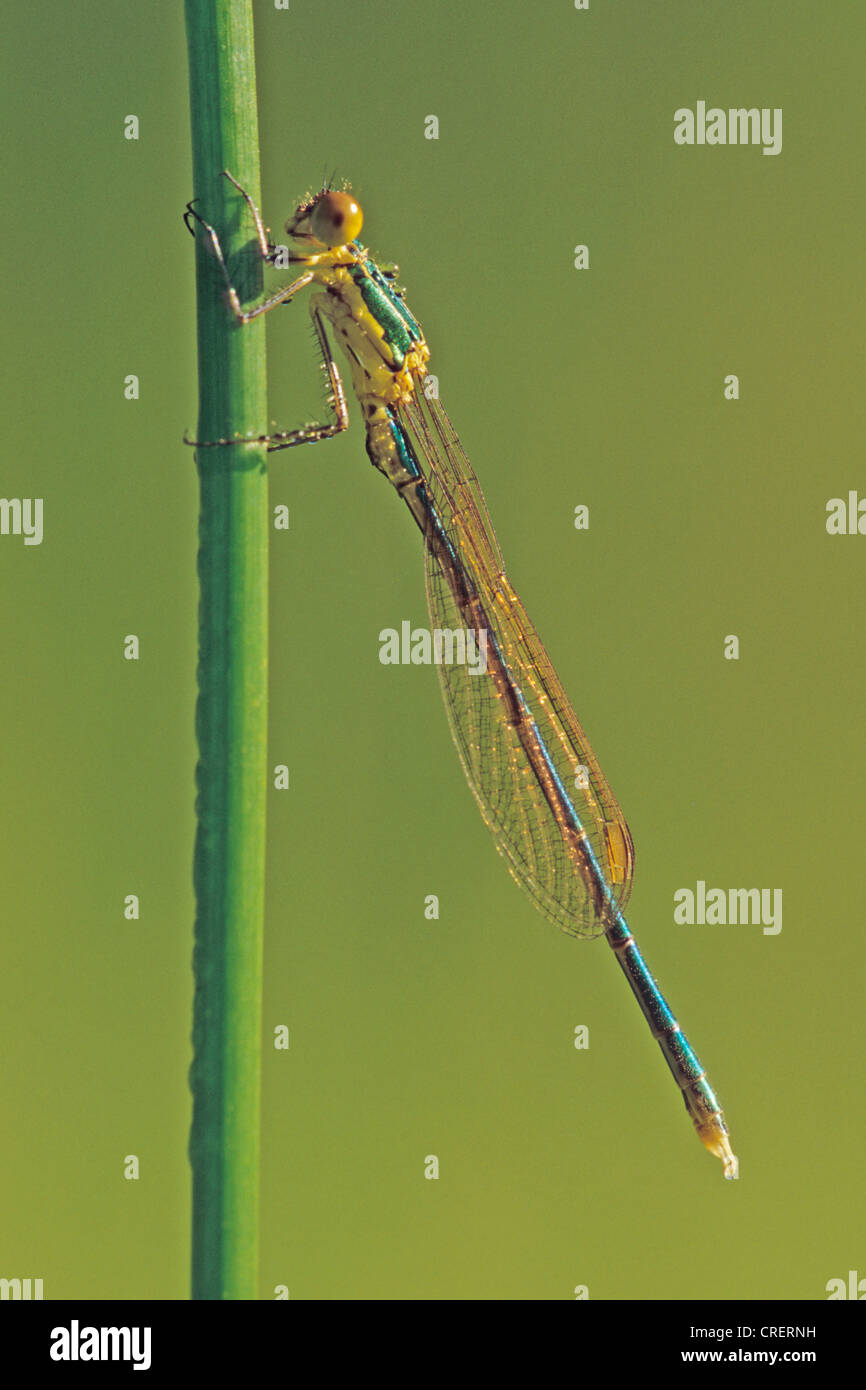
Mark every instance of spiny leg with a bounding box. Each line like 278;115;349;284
186;296;350;451
185;181;352;449
186;169;275;268
184;197;238;293
184;197;316;323
265;297;349;452
220;169;273;261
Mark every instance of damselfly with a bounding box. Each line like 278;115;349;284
185;173;738;1179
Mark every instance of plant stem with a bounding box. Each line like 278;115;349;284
185;0;268;1301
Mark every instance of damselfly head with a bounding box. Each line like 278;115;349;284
286;190;363;248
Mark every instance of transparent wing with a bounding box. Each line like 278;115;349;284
401;391;634;939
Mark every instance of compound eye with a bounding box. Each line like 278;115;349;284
310;191;363;247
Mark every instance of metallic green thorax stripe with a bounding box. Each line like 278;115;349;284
349;244;423;365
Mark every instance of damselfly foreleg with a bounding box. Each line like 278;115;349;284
184;198;315;322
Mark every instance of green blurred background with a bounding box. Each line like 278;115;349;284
1;0;863;1300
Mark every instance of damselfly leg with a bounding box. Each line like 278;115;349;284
184;183;350;451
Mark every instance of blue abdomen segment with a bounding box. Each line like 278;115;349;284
606;911;724;1125
388;415;422;480
383;411;732;1167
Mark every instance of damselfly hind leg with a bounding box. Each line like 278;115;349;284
184;296;350;451
263;299;349;453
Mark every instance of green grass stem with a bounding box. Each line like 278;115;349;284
185;0;269;1301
